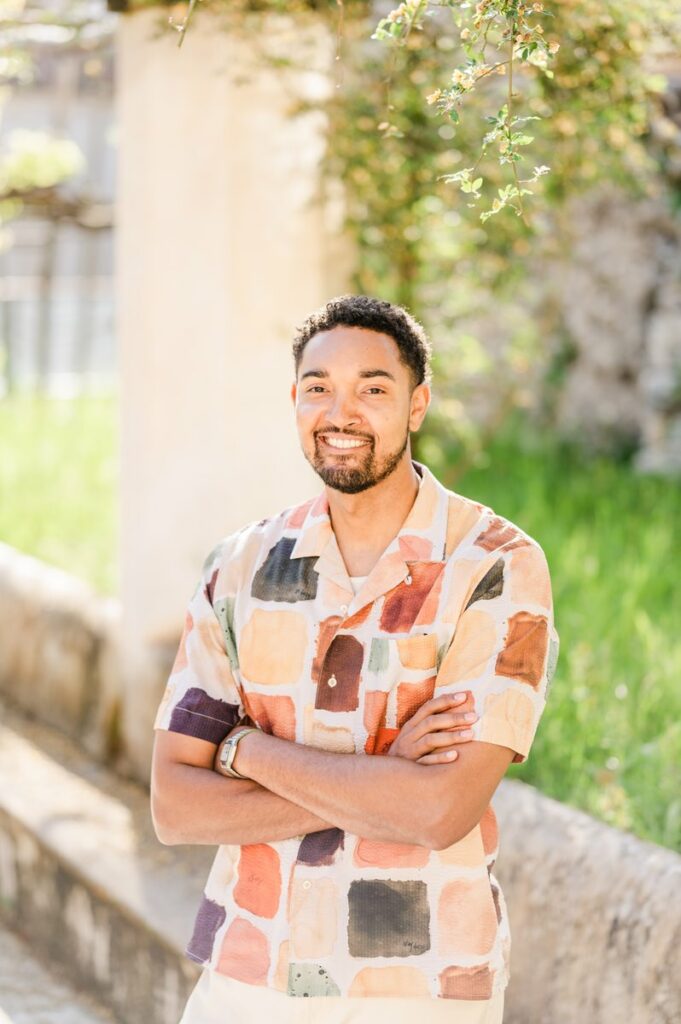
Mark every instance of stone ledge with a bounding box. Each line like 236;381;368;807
0;922;117;1024
0;542;124;766
0;698;211;1024
493;779;681;1024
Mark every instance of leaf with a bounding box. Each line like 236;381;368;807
463;43;483;61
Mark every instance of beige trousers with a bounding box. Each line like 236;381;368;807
179;968;505;1024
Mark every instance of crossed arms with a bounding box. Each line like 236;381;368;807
151;691;516;851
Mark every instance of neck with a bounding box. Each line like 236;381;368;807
324;453;421;564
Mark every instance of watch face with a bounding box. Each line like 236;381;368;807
218;731;252;778
219;739;232;769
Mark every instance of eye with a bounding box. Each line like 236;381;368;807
365;387;385;394
306;385;327;393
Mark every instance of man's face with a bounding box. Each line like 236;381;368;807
291;325;430;494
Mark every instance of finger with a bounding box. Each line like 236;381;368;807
433;709;479;731
417;748;460;765
411;709;478;744
401;691;470;731
416;728;474;755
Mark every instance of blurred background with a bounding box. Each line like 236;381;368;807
0;1;680;1022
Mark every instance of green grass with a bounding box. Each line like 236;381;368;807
2;394;679;851
0;392;119;596
420;412;681;852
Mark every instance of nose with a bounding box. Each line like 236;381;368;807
326;390;361;429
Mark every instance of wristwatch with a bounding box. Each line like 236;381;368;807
217;727;259;779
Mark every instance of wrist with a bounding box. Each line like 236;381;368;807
215;726;260;779
232;728;262;778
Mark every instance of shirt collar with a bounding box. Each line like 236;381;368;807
289;460;450;613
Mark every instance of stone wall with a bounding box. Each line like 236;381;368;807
494;779;681;1024
551;188;681;474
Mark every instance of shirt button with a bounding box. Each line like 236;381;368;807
405;574;413;585
340;604;348;615
302;880;312;890
327;675;337;688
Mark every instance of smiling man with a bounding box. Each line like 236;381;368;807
151;294;559;1024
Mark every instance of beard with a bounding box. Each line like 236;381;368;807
305;426;410;494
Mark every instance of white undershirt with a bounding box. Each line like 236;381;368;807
348;575;368;595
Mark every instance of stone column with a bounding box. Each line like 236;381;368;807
115;7;355;781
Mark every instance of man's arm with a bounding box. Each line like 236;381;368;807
151;730;335;845
232;728;514;849
152;692;480;847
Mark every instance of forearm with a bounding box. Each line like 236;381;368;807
155;761;335;845
236;732;446;847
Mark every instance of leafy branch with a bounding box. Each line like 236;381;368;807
372;1;561;222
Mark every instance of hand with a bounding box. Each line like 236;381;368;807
387;691;478;765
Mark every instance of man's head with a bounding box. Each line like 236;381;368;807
291;295;432;494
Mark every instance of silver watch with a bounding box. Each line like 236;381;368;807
218;727;259;779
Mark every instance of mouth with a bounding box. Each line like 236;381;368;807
317;433;372;454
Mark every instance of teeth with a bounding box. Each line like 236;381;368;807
323;435;367;449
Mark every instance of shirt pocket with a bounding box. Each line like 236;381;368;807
362;631;439;755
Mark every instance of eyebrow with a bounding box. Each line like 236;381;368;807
300;368;397;382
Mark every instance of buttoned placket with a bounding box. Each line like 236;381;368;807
266;462;457;983
289;462;449;700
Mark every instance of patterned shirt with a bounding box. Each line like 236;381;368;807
153;459;559;1000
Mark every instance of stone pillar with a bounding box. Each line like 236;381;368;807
115;7;355;781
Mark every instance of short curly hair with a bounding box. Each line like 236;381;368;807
292;294;432;389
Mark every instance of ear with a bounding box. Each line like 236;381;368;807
290;380;297;406
408;382;431;432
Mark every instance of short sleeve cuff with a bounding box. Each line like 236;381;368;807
476;708;542;764
153;684;242;745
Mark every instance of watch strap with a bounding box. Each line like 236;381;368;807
219;727;259;779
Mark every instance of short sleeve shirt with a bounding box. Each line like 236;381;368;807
153;460;560;1000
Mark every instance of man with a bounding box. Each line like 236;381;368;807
151;294;559;1024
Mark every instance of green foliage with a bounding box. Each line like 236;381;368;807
158;0;679;223
0;130;85;192
168;6;674;362
0;393;119;595
370;0;560;223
